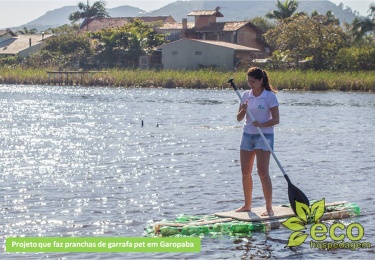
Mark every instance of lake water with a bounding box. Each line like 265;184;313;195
0;85;374;259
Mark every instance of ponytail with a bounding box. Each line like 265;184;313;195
247;67;277;93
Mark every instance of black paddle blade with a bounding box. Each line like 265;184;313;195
288;183;310;215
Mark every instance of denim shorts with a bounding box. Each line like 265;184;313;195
240;133;274;151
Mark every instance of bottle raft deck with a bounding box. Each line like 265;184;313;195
145;201;360;237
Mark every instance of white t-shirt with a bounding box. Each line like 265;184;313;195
241;89;279;134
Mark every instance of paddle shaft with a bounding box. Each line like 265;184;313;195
228;78;291;184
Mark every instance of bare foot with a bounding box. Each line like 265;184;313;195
261;209;274;216
235;205;251;212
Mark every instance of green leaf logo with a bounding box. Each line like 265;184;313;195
287;231;309;247
282;216;306;231
282;199;325;247
311;199;325;223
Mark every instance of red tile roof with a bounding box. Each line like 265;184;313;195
196;21;249;32
188;10;224;17
80;16;175;32
157;22;195;30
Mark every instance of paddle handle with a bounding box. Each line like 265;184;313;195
227;78;290;182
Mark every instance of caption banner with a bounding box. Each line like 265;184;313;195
6;237;201;253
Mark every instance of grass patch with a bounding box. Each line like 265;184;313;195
0;68;374;91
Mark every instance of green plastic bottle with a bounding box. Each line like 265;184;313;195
175;215;190;222
175;215;201;222
230;222;266;233
250;222;267;232
347;203;361;216
230;224;251;233
181;225;209;235
212;222;232;233
160;226;181;236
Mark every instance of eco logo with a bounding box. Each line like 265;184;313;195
282;199;371;250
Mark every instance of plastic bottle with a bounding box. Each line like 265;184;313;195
175;215;201;222
230;222;266;233
212;222;232;233
346;203;361;216
181;225;209;235
160;226;181;236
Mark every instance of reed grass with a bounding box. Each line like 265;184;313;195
0;67;374;91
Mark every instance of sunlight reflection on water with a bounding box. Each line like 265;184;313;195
0;85;374;259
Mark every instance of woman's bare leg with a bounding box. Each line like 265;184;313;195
256;150;274;216
236;149;256;212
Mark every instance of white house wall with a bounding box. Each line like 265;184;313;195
0;32;13;43
162;40;235;70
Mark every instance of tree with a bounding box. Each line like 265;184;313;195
69;0;109;23
324;10;340;26
249;17;275;33
265;0;301;20
351;4;375;41
16;27;38;35
30;25;92;69
90;19;164;68
264;14;349;69
48;24;81;35
335;46;375;70
311;10;340;26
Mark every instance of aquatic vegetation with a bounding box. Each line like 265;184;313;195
0;67;374;91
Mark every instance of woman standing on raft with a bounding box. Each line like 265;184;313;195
236;67;279;216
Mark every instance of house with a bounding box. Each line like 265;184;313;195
156;38;260;70
78;9;269;55
79;16;176;32
75;8;269;70
156;8;270;55
0;29;52;58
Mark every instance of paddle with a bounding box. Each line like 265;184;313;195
227;78;309;215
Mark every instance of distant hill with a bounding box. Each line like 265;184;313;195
109;5;147;17
10;5;146;32
9;0;359;32
143;0;358;24
13;6;78;32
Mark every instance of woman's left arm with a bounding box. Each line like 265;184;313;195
259;106;279;127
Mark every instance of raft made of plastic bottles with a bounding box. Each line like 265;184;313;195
145;201;360;237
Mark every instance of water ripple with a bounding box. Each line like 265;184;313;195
0;86;374;258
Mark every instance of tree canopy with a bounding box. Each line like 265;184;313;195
90;19;164;68
265;0;301;20
264;13;349;69
16;27;38;35
351;3;375;41
69;0;109;23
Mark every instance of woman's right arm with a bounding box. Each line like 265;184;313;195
237;102;247;122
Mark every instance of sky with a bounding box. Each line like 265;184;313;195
0;0;374;29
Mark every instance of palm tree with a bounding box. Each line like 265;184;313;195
69;0;109;23
324;11;340;26
265;0;300;20
311;10;340;26
16;27;38;35
351;4;375;41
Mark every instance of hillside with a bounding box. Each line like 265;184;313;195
144;0;358;23
10;0;359;32
10;5;146;32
